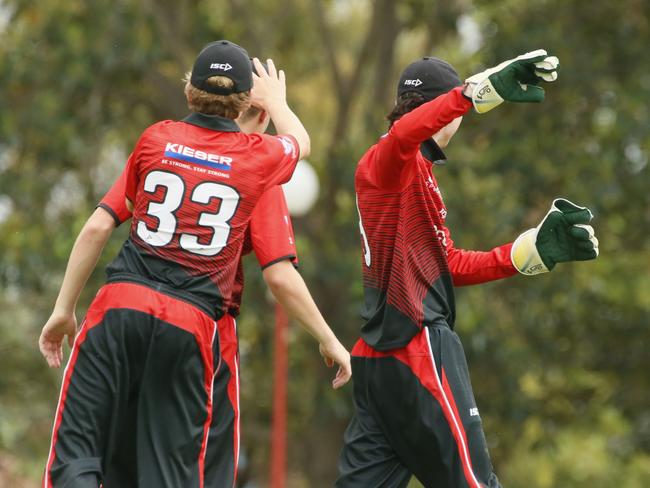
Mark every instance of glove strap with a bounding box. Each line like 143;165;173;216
467;77;504;114
511;228;550;275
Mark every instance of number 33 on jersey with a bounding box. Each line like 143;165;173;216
136;170;239;257
108;114;300;317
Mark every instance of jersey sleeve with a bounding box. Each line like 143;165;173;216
440;223;518;286
249;186;299;269
97;161;133;227
369;87;472;190
256;134;301;188
124;131;150;204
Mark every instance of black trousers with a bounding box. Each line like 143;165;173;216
44;282;218;488
336;325;501;488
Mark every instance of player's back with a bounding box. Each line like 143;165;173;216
355;143;456;351
107;114;299;318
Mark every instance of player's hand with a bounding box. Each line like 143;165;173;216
319;340;352;389
511;198;599;275
251;57;287;111
464;49;559;113
39;310;77;368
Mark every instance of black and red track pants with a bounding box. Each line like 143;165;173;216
43;282;218;488
336;324;502;488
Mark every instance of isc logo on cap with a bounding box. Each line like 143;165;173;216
210;62;232;71
404;79;423;87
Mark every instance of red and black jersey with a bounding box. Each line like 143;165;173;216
99;156;299;318
356;87;516;350
105;112;299;319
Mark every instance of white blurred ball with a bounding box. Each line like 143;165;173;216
281;160;320;217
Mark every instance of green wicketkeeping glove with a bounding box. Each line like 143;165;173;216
511;198;599;275
465;49;559;113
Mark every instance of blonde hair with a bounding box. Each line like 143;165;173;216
183;72;251;119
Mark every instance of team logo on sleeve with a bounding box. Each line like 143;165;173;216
164;143;233;171
278;136;297;157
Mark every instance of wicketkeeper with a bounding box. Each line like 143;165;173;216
337;50;599;488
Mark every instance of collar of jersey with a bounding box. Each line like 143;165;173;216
182;112;241;132
420;139;447;165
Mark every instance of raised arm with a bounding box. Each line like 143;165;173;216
370;87;471;189
251;58;310;159
370;49;560;189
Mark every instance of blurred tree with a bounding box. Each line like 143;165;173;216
0;0;648;486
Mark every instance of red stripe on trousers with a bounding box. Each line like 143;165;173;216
351;332;482;488
217;314;240;487
44;282;217;488
441;367;476;481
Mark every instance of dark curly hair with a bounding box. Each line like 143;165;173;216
386;92;427;127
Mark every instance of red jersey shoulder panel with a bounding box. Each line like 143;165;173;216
248;133;300;188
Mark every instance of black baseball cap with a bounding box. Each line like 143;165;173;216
190;40;253;95
397;57;461;101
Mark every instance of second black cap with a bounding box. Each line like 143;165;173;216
397;57;461;101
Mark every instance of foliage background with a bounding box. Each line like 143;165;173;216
0;0;648;486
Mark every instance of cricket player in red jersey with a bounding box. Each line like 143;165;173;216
97;181;318;488
37;40;346;488
93;87;349;486
336;51;599;487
